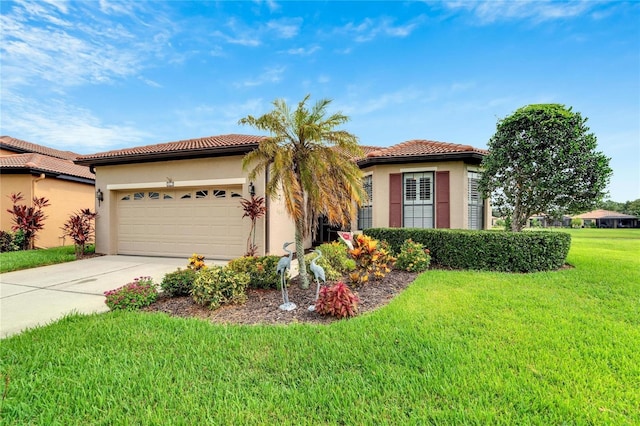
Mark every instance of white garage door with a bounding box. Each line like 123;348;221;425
116;187;247;259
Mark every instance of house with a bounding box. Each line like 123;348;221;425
0;136;96;248
75;135;490;259
573;209;639;228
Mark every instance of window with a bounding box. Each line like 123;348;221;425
163;193;173;200
120;194;131;201
403;172;433;228
468;171;484;230
231;192;242;198
148;192;159;200
196;190;208;199
133;192;145;200
358;175;373;229
180;192;192;199
213;190;226;198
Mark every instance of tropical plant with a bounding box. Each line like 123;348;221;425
160;268;197;297
479;104;612;231
239;195;266;256
395;239;431;272
187;253;206;271
239;94;366;289
227;255;281;289
305;241;355;281
191;266;250;310
348;234;394;285
104;277;158;311
0;230;24;253
315;282;360;319
6;192;50;249
61;208;97;258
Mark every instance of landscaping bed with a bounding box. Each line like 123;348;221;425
143;269;418;325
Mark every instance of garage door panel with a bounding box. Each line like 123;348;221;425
117;186;248;259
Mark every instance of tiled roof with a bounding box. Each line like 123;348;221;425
0;153;95;180
0;135;80;160
76;134;265;162
573;209;638;219
365;139;488;158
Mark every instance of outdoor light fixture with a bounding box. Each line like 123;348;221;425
249;181;256;197
96;189;104;206
166;177;174;187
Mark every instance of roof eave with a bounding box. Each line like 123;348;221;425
75;144;260;167
0;167;95;183
357;151;485;168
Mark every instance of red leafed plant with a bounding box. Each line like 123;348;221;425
6;192;50;250
61;209;98;258
240;195;266;256
315;282;360;319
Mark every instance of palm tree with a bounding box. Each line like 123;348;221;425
239;95;365;289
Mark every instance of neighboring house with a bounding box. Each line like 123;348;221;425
0;136;95;248
528;214;572;228
573;209;638;228
75;135;490;260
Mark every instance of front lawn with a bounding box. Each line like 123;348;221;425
0;245;94;273
0;230;638;424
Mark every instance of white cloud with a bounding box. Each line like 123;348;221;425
235;66;286;88
174;98;267;133
1;91;149;153
338;87;424;116
284;45;321;56
443;0;599;24
213;17;302;47
337;16;424;43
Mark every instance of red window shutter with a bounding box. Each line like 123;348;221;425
436;171;450;228
389;173;402;227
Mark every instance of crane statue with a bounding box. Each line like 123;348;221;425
308;249;326;311
276;242;296;311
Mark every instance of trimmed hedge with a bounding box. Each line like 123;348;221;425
364;228;571;273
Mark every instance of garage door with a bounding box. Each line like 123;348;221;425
116;187;247;259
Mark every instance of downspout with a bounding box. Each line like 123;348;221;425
264;168;270;255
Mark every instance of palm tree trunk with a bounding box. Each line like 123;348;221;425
295;218;310;289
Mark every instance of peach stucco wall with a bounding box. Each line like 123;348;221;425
358;161;491;230
93;156;297;257
0;174;94;248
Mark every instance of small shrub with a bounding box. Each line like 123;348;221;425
227;255;280;289
395;239;431;272
348;234;395;286
104;277;158;311
571;218;583;228
160;268;197;296
0;230;22;252
187;253;206;271
192;266;250;310
315;282;360;319
306;241;356;281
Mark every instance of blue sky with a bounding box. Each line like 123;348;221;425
1;0;638;202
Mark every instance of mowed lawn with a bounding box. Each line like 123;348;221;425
0;229;638;425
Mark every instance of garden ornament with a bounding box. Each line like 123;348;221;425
308;249;326;311
276;242;296;311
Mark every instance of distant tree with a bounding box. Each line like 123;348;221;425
623;199;640;217
597;199;625;212
6;192;50;249
479;104;612;232
239;95;365;289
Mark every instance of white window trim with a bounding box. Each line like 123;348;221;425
399;166;438;173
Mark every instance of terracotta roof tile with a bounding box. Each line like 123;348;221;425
0;153;95;180
0;135;80;160
366;139;488;158
76;134;265;161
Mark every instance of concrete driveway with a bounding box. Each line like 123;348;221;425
0;255;225;339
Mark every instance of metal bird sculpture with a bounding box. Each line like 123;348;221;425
308;249;326;311
276;242;296;311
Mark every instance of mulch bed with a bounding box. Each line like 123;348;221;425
142;270;419;325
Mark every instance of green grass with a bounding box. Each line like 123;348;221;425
0;245;94;273
1;230;638;424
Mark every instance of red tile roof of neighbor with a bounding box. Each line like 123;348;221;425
0;152;95;180
76;134;266;163
0;135;80;160
573;209;638;219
